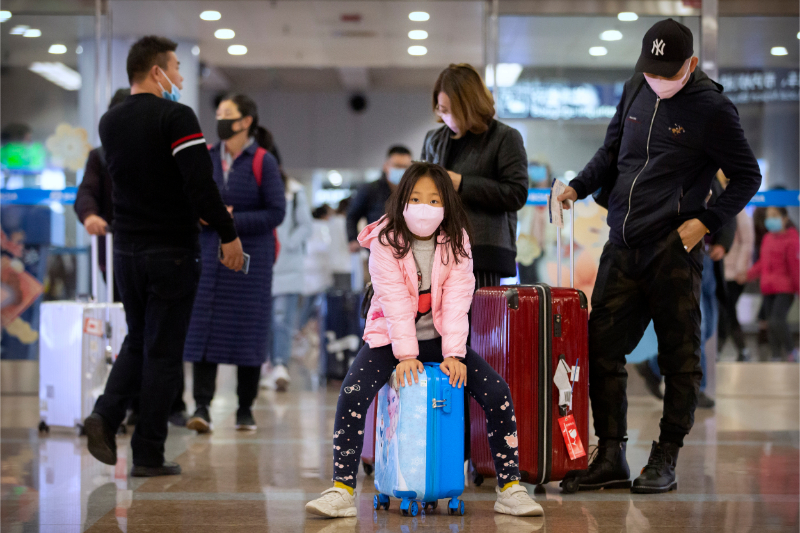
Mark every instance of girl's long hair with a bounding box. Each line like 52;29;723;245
378;162;472;264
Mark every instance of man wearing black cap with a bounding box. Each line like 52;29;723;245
557;19;761;494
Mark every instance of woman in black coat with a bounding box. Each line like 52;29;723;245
184;94;286;433
421;63;529;290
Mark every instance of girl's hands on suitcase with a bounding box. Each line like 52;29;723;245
397;359;424;387
440;357;467;388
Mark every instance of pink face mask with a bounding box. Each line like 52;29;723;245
403;203;444;238
644;65;691;100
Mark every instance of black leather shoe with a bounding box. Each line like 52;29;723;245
130;461;182;477
635;361;664;400
631;441;679;494
84;413;117;465
560;438;631;493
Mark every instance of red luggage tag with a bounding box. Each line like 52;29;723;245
558;414;586;460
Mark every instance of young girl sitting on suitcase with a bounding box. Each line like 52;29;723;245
306;162;543;518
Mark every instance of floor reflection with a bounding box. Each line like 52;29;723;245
1;362;797;532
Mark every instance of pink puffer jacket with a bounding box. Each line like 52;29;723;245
358;218;475;361
748;226;800;296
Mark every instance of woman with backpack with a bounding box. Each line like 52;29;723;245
184;94;286;432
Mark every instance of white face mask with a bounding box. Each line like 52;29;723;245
644;64;691;100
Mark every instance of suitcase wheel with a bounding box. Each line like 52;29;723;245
409;501;419;517
561;477;580;494
473;472;484;486
374;494;390;510
362;461;373;476
424;501;438;511
448;498;464;515
38;421;50;434
373;495;380;510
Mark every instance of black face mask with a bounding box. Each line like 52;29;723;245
217;118;243;140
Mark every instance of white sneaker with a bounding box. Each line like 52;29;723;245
272;364;291;392
305;487;357;518
494;485;544;517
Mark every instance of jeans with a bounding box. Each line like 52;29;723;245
270;293;300;367
93;240;200;467
589;231;703;446
193;361;261;412
648;254;715;392
763;293;796;360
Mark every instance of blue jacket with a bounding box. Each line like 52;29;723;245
570;70;761;249
184;142;286;366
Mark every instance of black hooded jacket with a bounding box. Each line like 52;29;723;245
570;70;761;249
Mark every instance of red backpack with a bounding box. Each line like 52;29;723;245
251;146;281;263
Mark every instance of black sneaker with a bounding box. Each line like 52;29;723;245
131;461;182;477
697;391;716;409
560;438;631;493
635;361;664;400
186;406;212;434
84;413;117;466
236;409;257;431
169;411;188;427
631;441;679;494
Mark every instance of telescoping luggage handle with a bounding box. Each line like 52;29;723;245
555;201;575;289
90;233;114;304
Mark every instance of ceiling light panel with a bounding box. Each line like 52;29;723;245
23;28;41;38
408;45;427;56
200;11;221;21
771;47;788;56
409;12;430;22
29;62;82;90
0;11;12;23
618;12;638;21
228;44;247;55
408;30;428;40
10;25;28;35
48;44;67;54
215;29;235;39
600;30;622;41
589;46;608;56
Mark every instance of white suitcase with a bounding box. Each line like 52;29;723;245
39;234;127;432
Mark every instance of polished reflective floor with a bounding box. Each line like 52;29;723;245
2;361;798;533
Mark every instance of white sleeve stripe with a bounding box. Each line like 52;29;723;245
172;138;207;156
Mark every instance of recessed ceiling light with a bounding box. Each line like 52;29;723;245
48;44;67;54
192;45;200;56
408;45;427;56
0;11;12;23
215;28;235;39
76;45;83;55
200;10;221;21
10;25;28;35
408;30;428;40
23;28;41;38
618;12;638;22
409;12;430;22
227;44;247;55
771;46;788;56
797;32;800;39
600;30;623;41
589;46;608;56
328;170;343;187
29;62;82;90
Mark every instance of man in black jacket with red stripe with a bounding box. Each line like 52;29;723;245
558;20;761;494
83;36;244;477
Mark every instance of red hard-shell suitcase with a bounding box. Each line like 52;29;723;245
469;203;589;486
361;398;378;475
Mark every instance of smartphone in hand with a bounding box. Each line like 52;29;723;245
218;244;250;274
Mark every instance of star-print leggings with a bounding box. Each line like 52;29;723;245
332;337;520;488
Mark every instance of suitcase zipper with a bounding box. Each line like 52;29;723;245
533;284;553;485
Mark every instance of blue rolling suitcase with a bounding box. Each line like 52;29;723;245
373;363;466;517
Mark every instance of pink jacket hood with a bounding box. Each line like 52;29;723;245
357;217;475;360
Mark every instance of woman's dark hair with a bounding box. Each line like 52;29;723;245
378;162;472;264
222;93;272;148
223;93;288;187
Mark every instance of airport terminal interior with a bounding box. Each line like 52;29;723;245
1;0;799;531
